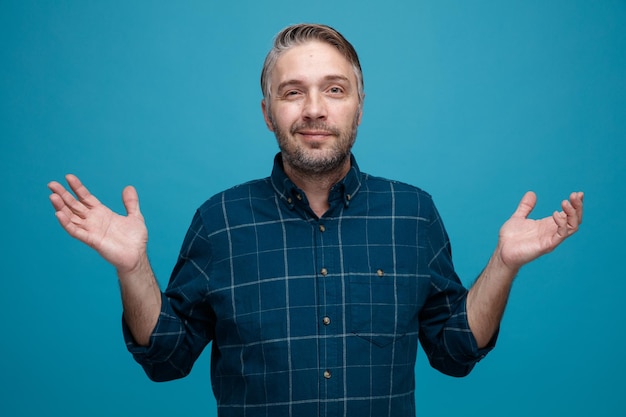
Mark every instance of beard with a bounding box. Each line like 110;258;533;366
273;115;359;176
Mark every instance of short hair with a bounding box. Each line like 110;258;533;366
260;23;364;106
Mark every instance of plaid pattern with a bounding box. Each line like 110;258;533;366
125;154;494;417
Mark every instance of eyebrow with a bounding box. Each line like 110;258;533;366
276;75;351;94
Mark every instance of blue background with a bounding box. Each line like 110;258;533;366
2;1;625;416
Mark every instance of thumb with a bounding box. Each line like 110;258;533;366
512;191;537;219
122;185;142;217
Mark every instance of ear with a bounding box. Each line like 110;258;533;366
356;94;365;126
261;99;275;132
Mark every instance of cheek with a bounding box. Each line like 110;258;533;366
271;105;301;128
338;105;361;126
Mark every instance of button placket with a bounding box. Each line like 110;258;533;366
313;217;340;391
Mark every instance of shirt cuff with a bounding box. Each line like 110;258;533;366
122;296;185;363
444;310;498;366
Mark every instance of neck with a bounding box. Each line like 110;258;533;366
283;158;351;218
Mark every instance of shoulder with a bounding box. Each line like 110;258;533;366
194;177;274;228
357;172;439;219
360;172;434;201
198;177;272;209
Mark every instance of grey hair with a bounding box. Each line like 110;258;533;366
260;23;364;108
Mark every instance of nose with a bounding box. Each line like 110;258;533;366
302;91;327;120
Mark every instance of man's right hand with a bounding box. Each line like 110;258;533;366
48;174;148;274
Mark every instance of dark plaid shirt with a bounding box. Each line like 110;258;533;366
125;154;494;417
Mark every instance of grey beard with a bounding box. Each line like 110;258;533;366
274;119;358;176
283;144;352;175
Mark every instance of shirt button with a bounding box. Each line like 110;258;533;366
322;316;331;326
319;224;326;232
320;268;328;276
323;370;332;379
377;269;384;277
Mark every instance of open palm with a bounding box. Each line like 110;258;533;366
498;191;584;270
48;175;148;274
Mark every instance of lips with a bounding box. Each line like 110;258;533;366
291;122;339;138
297;130;332;137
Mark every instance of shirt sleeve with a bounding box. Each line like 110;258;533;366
418;201;497;377
123;210;216;382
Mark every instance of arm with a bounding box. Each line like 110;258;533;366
467;191;584;348
48;174;160;346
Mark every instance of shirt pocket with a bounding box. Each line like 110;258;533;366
347;266;418;348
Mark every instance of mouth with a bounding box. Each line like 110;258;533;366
296;130;333;139
291;122;340;144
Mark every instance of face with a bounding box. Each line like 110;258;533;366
262;41;363;176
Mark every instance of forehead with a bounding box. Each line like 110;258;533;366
271;40;356;86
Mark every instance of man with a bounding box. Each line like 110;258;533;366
48;23;584;417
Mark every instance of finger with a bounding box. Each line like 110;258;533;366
561;200;578;230
49;190;84;225
65;174;101;208
49;194;85;237
47;180;65;194
49;192;71;214
560;200;580;233
552;210;568;239
53;209;90;243
512;191;537;219
48;179;75;201
570;191;584;224
122;185;142;217
48;179;89;218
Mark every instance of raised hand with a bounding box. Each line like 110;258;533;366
48;174;148;274
49;175;160;344
497;191;584;271
467;190;584;347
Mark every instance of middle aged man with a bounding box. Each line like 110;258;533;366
48;23;584;417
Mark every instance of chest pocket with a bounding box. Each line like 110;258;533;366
347;266;420;347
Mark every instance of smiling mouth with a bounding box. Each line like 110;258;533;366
297;130;333;137
291;122;339;138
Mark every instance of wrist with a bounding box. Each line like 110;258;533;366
116;250;151;279
491;244;521;280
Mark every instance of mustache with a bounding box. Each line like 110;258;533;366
290;121;340;136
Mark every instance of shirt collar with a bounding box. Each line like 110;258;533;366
270;153;362;212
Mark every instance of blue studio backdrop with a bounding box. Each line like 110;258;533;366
2;1;625;416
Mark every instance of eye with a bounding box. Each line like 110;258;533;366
284;90;302;99
328;86;344;95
